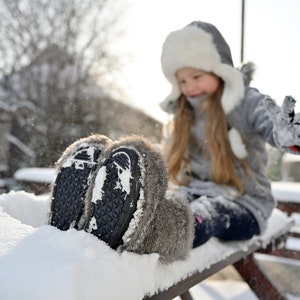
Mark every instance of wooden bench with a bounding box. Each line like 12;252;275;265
272;181;300;216
144;183;300;300
13;168;55;195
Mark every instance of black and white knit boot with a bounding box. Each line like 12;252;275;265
48;134;112;231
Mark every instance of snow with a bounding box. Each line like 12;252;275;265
183;280;258;300
0;189;298;300
271;181;300;203
283;153;300;163
13;168;55;183
0;191;49;228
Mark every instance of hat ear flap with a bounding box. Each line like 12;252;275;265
160;79;181;113
214;64;244;114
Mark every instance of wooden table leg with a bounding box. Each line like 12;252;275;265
234;255;288;300
180;290;194;300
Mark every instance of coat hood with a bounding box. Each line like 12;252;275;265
160;21;244;114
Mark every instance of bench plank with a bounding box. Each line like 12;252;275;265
277;202;300;215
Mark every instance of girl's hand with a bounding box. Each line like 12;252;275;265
264;96;300;154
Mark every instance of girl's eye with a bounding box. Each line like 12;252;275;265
194;74;202;79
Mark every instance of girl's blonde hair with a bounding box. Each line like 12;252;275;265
165;83;247;194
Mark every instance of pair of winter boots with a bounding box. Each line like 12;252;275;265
48;134;194;263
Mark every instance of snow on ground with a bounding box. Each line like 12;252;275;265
0;188;299;300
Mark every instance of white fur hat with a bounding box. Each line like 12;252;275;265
160;21;244;115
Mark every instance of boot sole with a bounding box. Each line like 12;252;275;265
49;145;101;230
86;147;141;249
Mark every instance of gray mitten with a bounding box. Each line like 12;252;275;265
264;96;300;154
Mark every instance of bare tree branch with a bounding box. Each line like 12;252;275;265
0;0;130;173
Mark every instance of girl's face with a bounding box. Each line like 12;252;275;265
176;67;220;98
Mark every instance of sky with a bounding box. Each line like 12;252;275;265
118;0;300;122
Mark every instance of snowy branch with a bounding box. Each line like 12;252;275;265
6;134;36;159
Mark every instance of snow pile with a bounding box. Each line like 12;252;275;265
0;191;293;300
0;191;49;227
0;209;34;257
0;221;159;300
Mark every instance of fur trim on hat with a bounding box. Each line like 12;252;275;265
160;23;244;114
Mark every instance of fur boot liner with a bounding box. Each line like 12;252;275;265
48;134;112;226
125;189;195;264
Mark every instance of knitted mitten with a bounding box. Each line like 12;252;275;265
264;96;300;154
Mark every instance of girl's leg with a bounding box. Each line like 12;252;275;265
48;134;112;230
190;197;260;248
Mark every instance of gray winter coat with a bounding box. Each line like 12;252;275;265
179;86;277;233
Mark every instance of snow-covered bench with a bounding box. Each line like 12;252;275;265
13;168;55;195
0;190;297;300
151;182;300;300
272;181;300;216
149;181;300;300
144;208;294;300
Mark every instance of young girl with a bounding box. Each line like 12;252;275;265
48;21;300;263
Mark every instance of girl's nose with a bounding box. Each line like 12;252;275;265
187;82;198;95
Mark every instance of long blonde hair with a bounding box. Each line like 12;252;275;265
165;84;247;194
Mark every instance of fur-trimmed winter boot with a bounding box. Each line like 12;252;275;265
84;135;195;263
48;134;112;230
123;189;195;264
